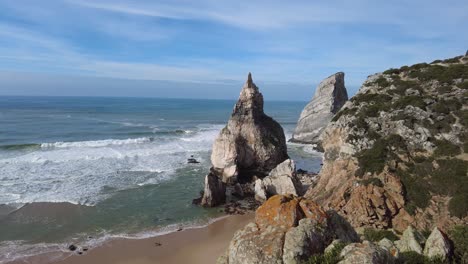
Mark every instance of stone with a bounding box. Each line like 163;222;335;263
228;222;285;264
339;241;395;264
423;227;452;260
254;179;267;202
201;172;226;207
394;226;425;254
291;72;348;144
68;244;77;251
210;73;288;183
283;218;332;264
255;194;301;230
298;199;328;226
233;183;244;198
261;159;303;197
378;238;399;258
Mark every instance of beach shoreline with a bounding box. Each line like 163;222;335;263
10;213;253;264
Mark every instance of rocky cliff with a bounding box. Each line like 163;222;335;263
201;73;289;206
306;54;468;232
291;72;348;145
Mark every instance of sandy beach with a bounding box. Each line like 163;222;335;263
12;213;253;264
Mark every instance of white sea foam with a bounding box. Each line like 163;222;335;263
0;125;223;206
40;137;153;149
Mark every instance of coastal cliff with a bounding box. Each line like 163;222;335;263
306;54;468;232
291;72;348;145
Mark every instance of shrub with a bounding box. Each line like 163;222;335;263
449;192;468;218
449;225;468;264
363;228;399;242
431;158;468;196
457;81;468;89
384;68;401;75
398;251;447;264
302;242;347;264
433;140;461;157
399;170;432;213
356;135;405;177
373;76;390;88
393;95;426;110
332;107;357;122
358;178;384;187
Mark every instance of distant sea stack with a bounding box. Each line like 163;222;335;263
201;73;289;207
291;72;348;145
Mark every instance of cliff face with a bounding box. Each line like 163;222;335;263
201;73;288;207
211;73;288;183
306;55;468;232
291;72;348;145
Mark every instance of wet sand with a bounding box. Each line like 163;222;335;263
14;213;253;264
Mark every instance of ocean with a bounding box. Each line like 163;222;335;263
0;96;322;263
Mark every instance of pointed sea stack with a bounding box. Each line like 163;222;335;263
201;73;288;207
291;72;348;145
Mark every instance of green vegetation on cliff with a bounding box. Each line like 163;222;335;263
333;54;468;219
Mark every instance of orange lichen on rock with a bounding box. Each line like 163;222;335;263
299;199;328;225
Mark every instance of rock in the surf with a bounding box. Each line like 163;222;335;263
291;72;348;145
210;73;288;183
201;171;226;207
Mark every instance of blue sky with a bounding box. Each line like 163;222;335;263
0;0;467;100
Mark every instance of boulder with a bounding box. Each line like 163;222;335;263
210;73;288;183
378;238;399;258
283;218;332;264
394;226;425;254
291;72;348;144
423;227;452;260
228;222;285;264
201;172;226;207
255;194;302;229
261;159;303;197
339;241;395;264
254;179;267;202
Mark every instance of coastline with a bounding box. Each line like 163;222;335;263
11;213;253;264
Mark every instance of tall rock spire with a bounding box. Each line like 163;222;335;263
291;72;348;145
201;73;289;207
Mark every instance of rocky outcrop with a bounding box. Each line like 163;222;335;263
394;226;425;254
423;227;452;260
378;238;400;259
222;195;359;264
210;73;288;183
305;54;468;231
338;241;395;264
201;73;288;207
201;171;226;207
291;72;348;145
254;159;302;201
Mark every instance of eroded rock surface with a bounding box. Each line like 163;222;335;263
338;241;395;264
423;227;452;260
211;73;288;183
255;159;302;201
291;72;348;145
224;195;359;264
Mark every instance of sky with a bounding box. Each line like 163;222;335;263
0;0;467;100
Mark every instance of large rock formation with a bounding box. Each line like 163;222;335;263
220;195;360;264
305;54;468;231
201;73;288;207
211;73;288;183
254;159;303;201
291;72;348;145
423;227;452;260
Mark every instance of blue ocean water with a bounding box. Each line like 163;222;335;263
0;96;322;262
